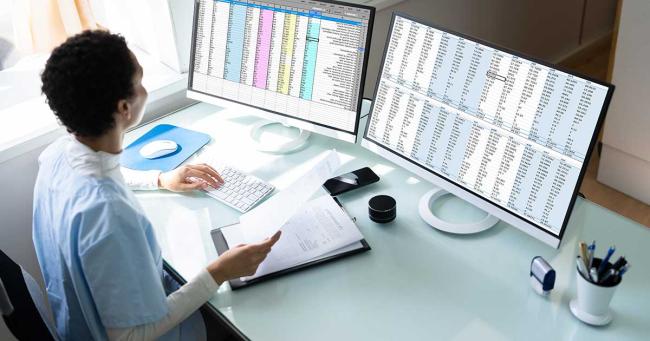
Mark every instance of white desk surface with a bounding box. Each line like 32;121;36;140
128;102;650;341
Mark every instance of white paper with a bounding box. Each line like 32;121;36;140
221;195;363;280
238;150;341;241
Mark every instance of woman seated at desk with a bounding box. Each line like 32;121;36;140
32;30;281;340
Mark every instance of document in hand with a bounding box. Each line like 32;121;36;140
238;149;342;242
215;149;369;286
220;195;365;281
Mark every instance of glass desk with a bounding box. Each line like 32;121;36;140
128;102;650;341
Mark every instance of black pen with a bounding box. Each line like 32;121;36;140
619;264;630;277
611;256;627;271
598;246;615;276
600;268;616;284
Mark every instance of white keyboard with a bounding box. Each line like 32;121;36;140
200;165;274;212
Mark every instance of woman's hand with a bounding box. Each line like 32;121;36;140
158;163;224;192
207;231;282;284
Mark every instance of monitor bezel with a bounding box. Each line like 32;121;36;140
362;12;615;248
187;0;375;143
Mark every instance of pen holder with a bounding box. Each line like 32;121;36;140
570;258;620;326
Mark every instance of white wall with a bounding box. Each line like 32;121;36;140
598;0;650;204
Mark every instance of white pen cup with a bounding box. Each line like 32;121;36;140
571;258;620;325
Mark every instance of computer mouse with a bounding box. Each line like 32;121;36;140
139;140;178;159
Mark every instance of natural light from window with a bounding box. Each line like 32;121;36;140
0;0;192;154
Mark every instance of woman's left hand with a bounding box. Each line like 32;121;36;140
158;163;224;192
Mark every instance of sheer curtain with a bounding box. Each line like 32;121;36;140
12;0;97;54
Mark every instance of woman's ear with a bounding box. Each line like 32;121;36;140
115;99;131;124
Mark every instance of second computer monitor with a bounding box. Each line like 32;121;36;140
187;0;374;144
362;13;613;248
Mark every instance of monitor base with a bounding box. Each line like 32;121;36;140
418;186;499;234
250;120;311;154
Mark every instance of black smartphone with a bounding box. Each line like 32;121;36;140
323;167;380;196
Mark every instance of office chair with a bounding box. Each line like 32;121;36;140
0;249;57;340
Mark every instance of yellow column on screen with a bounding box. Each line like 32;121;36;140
278;13;296;95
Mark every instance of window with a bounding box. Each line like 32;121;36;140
0;0;192;152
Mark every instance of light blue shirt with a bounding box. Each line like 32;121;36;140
32;136;203;340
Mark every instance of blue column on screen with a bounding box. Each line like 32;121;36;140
553;80;585;154
529;153;558;221
224;4;247;83
300;19;320;100
430;107;456;170
518;147;543;215
529;72;567;146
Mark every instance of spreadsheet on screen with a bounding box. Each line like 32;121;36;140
190;0;372;133
366;15;610;235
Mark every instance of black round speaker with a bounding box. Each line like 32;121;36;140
368;195;396;223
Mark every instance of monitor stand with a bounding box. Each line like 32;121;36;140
250;120;311;154
418;186;499;234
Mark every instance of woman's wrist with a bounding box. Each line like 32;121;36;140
206;262;226;286
157;172;170;190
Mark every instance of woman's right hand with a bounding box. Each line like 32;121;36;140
207;230;281;284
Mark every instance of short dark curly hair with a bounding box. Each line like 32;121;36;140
41;30;136;137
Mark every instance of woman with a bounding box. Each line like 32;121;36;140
32;30;280;340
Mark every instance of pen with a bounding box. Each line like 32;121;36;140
576;257;589;279
600;268;616;284
611;256;627;271
590;267;599;283
587;240;596;268
598;246;616;276
579;241;589;269
618;264;630;277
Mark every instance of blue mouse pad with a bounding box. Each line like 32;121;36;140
121;124;211;172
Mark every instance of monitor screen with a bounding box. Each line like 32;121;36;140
364;13;613;242
188;0;373;137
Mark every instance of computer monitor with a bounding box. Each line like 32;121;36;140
187;0;374;152
362;13;614;248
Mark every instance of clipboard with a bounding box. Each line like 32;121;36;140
210;198;371;290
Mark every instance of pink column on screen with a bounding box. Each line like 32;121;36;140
253;9;273;89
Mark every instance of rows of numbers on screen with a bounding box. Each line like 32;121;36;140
191;0;370;133
367;16;609;233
